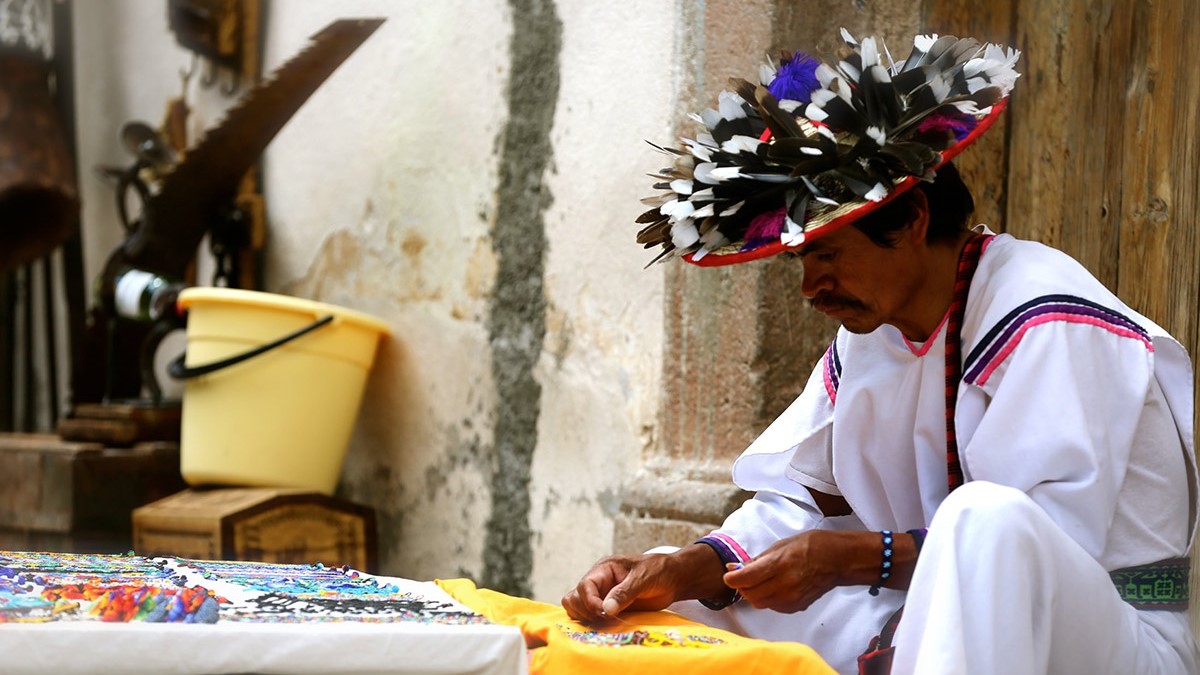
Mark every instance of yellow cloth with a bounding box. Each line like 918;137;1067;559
436;578;836;675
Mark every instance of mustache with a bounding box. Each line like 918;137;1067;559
809;292;866;312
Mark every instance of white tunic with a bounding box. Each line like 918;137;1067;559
695;232;1199;674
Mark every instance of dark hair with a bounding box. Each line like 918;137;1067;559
851;162;975;247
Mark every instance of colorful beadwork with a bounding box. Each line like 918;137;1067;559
0;551;488;626
559;624;725;648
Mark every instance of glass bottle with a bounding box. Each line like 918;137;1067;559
110;267;187;322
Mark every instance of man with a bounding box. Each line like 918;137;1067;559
563;31;1199;675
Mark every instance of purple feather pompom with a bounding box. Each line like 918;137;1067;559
767;53;822;104
917;110;978;142
740;207;787;251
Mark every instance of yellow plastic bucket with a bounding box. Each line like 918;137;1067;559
171;288;390;495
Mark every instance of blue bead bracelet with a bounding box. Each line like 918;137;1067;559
868;530;893;596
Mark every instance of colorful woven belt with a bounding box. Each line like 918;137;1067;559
1110;557;1190;610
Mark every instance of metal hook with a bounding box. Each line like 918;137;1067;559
179;54;198;96
219;68;241;97
200;57;218;88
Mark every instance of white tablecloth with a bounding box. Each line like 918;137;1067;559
0;552;527;675
0;619;526;674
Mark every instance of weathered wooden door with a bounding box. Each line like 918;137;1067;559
929;0;1200;631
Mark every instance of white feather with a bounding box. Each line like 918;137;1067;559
865;182;888;202
670;179;693;195
965;76;990;94
963;59;986;79
913;33;939;53
806;103;829;122
710;166;744;180
691;203;716;219
840;27;858;46
721;135;761;154
683;139;713;162
785;214;803;235
759;63;776;86
743;173;796;184
693;162;719;184
780;222;806;246
950;100;980;115
964;46;1021;94
700;108;722;130
861;37;878;68
816;63;839;88
670;220;701;248
718;90;748;120
839;59;861;82
811;89;838;106
929;72;952;103
661;199;696;220
801;146;823;156
691;187;715;201
866;126;886;146
833;77;854;104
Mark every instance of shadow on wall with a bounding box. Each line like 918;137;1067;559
338;333;412;571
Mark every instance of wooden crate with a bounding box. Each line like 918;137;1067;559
0;433;186;553
132;487;377;572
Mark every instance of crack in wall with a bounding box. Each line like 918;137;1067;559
482;0;561;597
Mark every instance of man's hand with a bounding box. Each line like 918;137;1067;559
562;544;728;623
723;530;915;613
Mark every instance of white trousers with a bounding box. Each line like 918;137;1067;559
892;481;1198;675
672;481;1198;675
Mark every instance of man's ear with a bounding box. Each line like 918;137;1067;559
905;189;931;246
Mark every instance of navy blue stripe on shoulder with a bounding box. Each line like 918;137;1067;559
963;294;1150;384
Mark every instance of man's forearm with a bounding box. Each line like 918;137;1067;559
667;542;735;603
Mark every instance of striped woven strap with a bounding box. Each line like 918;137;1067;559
944;234;990;493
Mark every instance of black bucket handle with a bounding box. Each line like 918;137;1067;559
168;314;335;380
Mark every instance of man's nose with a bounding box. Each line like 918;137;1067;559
800;265;832;299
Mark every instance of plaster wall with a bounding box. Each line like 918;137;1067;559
70;0;678;601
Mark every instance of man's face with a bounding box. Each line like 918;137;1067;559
797;223;927;336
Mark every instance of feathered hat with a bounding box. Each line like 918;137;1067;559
637;29;1020;266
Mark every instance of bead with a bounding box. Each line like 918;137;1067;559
868;530;894;596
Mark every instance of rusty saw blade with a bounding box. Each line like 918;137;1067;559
119;17;385;275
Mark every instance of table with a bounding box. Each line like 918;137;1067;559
0;551;526;675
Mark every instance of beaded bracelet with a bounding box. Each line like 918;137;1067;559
868;530;893;596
